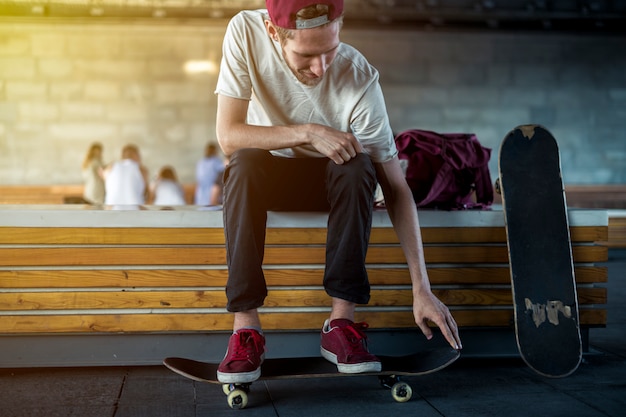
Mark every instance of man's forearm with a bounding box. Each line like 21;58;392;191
217;122;305;156
385;188;431;293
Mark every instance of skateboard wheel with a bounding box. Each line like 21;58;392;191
390;382;412;403
222;384;231;395
227;389;248;409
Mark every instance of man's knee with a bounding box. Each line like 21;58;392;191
225;149;270;182
327;153;377;189
229;149;269;170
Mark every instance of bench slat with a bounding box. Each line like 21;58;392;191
0;288;605;311
0;225;607;245
606;216;626;248
0;245;607;266
0;266;606;288
0;227;226;245
0;309;606;334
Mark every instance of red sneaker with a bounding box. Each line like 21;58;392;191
217;329;265;383
320;319;382;373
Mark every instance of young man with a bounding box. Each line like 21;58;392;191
215;0;462;384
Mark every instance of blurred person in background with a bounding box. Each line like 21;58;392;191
104;144;149;206
195;142;225;205
81;142;106;204
151;165;186;206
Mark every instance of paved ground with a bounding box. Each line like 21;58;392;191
1;249;624;417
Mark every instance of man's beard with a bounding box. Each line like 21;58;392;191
283;50;322;87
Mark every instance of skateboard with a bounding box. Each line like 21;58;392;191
164;347;460;409
497;124;582;378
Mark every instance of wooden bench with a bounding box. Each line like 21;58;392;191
0;185;85;204
0;184;196;205
0;206;608;366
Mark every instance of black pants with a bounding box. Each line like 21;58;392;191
222;149;378;312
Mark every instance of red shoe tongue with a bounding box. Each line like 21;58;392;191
330;319;354;328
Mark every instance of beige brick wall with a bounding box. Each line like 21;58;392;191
0;18;625;186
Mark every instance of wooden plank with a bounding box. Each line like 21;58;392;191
0;265;606;289
571;245;608;263
0;287;605;312
0;290;227;311
0;308;606;334
0;185;84;205
266;228;329;245
356;309;605;329
0;244;605;266
0;269;230;289
366;245;607;264
0;247;228;266
426;266;607;285
571;226;608;242
421;226;606;244
435;287;605;306
0;245;519;266
0;225;606;245
572;266;609;283
0;226;390;245
267;227;510;245
605;216;626;248
267;226;610;245
0;227;225;245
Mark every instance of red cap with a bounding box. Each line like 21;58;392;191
266;0;344;29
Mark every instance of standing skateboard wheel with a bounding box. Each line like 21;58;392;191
227;388;248;409
222;384;231;395
390;381;412;402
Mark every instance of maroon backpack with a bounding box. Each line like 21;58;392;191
395;129;494;210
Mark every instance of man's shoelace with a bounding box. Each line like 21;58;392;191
340;322;371;355
229;331;264;363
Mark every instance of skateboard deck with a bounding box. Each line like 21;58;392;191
164;347;460;409
498;124;582;378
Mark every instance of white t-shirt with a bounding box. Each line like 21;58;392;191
215;9;397;164
153;179;186;206
105;159;145;205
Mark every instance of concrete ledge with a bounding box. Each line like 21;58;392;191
0;204;609;228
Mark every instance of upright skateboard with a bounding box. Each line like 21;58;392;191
498;124;582;378
164;347;460;409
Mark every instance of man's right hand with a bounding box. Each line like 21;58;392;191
305;123;364;164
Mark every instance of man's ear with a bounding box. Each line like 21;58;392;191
264;19;280;42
